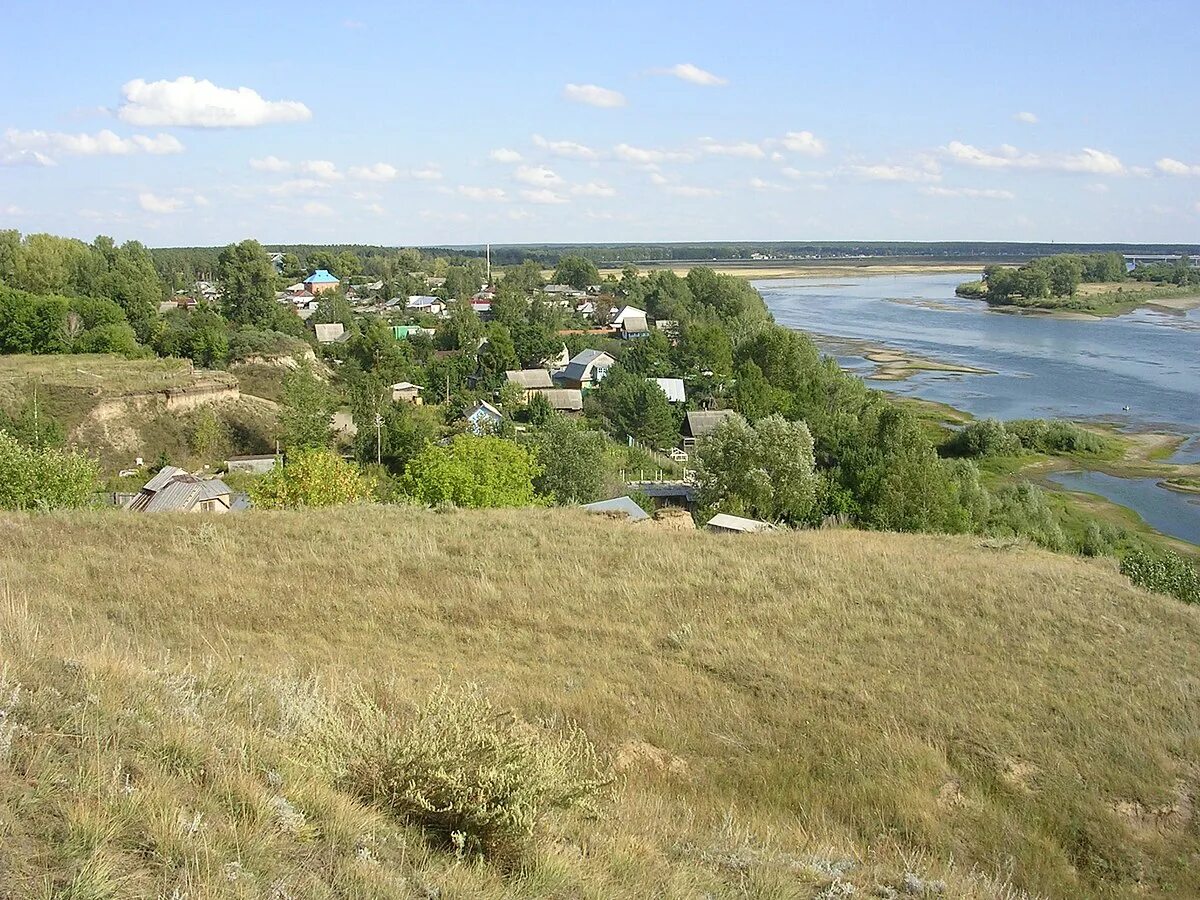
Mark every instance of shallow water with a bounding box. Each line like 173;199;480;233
756;273;1200;435
1046;471;1200;545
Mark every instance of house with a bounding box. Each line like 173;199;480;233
284;282;308;296
304;269;340;295
681;408;742;449
391;381;423;404
618;315;650;339
466;400;504;434
534;388;583;414
582;496;650;522
393;325;435;340
654;319;680;337
610;305;648;328
314;322;346;344
225;454;279;475
268;252;285;272
126;467;234;514
557;349;616;389
505;369;554;392
649;377;687;403
471;299;492;318
406;295;445;316
705;513;774;535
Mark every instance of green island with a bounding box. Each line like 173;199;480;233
2;230;1200;899
956;251;1200;313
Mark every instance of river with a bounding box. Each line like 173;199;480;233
755;273;1200;543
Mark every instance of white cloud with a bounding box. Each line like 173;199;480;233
348;162;398;182
943;141;1125;175
2;128;183;165
1014;111;1038;124
118;76;312;127
613;143;694;165
1;204;23;215
1194;200;1200;215
571;182;616;198
490;148;523;163
1156;157;1200;176
779;131;826;156
662;184;721;198
921;186;1015;200
748;177;791;192
1085;182;1110;194
532;134;599;160
520;189;568;204
410;165;443;181
457;185;507;202
138;192;183;214
851;164;941;183
299;159;342;181
249;155;290;172
515;164;563;186
654;63;728;86
268;178;331;196
302;201;334;216
563;83;626;108
699;138;765;159
365;202;385;215
191;193;210;207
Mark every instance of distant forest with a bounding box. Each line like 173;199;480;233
152;241;1200;274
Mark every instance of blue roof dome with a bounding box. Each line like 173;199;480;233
304;269;339;284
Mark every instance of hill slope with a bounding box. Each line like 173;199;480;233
0;508;1197;898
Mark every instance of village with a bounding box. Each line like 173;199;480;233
128;252;777;534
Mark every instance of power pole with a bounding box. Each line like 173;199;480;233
486;243;491;285
374;412;383;466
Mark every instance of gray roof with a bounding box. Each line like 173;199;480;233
683;408;741;438
129;470;232;512
535;388;583;411
582;496;650;521
621;315;649;334
505;369;554;389
314;323;345;343
650;377;687;403
561;349;615;384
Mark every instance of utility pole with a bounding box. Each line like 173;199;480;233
486;243;491;285
374;412;383;466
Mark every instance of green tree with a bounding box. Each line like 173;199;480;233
553;255;600;290
249;448;371;509
217;239;277;326
593;368;678;448
696;414;817;524
280;364;336;451
532;415;605;504
402;434;541;508
0;430;99;511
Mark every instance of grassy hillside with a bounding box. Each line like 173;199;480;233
1;508;1198;898
0;354;277;470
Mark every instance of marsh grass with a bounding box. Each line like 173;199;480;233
0;506;1197;897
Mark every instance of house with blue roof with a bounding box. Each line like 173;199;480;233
303;269;340;295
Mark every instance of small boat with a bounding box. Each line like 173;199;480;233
1122;405;1131;411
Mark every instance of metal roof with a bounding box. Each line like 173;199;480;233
142;466;187;493
706;513;774;533
582;496;650;521
314;323;345;343
304;269;339;284
650;378;687;403
621;315;649;334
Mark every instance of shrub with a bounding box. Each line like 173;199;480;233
987;481;1066;551
0;430;99;511
315;684;608;863
249;448;371;509
944;418;1020;457
402;434;541;508
1120;549;1200;604
1009;419;1112;456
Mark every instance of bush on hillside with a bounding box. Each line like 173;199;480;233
1120;549;1200;604
402;434;541;508
0;430;99;511
987;481;1066;551
315;684;609;863
248;448;371;509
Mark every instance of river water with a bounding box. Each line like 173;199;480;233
755;273;1200;543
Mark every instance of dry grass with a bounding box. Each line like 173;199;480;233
0;506;1198;897
0;354;221;396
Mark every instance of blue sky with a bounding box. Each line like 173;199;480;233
1;0;1197;247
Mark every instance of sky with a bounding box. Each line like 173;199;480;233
1;0;1198;248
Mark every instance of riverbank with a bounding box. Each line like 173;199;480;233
955;278;1200;317
814;334;994;381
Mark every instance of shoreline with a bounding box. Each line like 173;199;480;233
601;262;984;280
